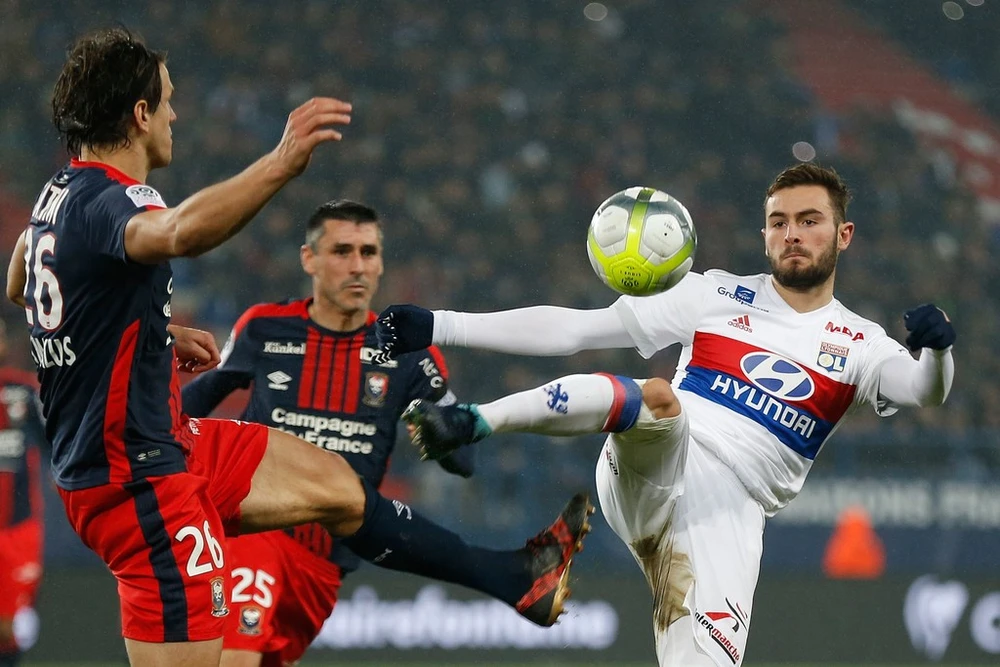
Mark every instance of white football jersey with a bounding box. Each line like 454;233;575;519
613;270;911;514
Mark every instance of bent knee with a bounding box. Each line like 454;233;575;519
305;452;366;522
248;430;366;532
642;377;680;419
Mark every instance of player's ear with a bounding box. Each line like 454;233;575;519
133;99;152;133
300;244;316;276
838;220;855;251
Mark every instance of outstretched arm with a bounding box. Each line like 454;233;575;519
125;97;351;263
877;349;953;407
432;306;634;356
878;304;955;408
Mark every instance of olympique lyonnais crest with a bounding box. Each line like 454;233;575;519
238;605;264;635
210;576;229;618
364;372;389;407
817;341;849;373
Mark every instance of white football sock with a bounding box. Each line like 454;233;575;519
477;373;644;436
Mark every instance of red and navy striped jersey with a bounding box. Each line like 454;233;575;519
182;298;470;572
22;160;188;490
0;368;46;529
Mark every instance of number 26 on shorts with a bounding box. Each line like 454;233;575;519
175;520;225;577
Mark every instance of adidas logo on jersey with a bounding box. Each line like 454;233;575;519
267;371;292;390
728;315;752;332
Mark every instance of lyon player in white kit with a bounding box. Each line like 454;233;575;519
376;164;956;666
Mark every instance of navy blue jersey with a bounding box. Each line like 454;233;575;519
182;298;472;573
22;160;188;490
0;368;47;529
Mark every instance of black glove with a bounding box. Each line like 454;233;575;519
903;304;955;352
374;305;434;359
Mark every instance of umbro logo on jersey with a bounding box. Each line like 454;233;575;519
263;341;306;355
728;315;752;332
267;371;292;390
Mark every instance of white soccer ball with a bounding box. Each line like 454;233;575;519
586;186;697;296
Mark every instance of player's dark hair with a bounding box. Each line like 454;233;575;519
51;27;166;156
305;200;381;248
765;163;852;224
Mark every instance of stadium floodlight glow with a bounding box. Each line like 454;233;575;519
942;1;965;20
792;141;817;162
583;2;608;21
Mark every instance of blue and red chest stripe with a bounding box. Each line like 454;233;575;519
678;332;856;459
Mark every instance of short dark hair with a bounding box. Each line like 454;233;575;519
765;163;852;224
51;27;166;156
305;200;381;248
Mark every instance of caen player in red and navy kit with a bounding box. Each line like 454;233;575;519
183;201;592;667
0;321;47;667
6;29;591;667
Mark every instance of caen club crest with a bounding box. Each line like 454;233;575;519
210;576;229;618
364;372;389;407
238;605;264;635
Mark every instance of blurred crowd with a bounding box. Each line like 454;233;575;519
1;0;997;556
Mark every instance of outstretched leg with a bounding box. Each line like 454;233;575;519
343;481;594;626
403;372;724;666
239;428;593;627
405;373;680;474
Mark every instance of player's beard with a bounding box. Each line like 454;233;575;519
770;237;839;290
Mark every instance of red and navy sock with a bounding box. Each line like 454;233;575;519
343;478;530;606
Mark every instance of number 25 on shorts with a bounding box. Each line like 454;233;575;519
232;567;275;608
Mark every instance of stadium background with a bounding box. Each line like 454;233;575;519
1;0;998;664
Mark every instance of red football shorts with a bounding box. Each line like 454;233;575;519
223;529;342;666
0;518;43;617
58;418;269;642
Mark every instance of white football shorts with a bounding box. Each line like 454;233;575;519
595;391;766;667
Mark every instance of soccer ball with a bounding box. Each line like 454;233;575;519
586;187;697;296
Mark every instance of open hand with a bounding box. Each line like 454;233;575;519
271;97;352;178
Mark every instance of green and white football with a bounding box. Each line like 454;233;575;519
586;186;697;297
